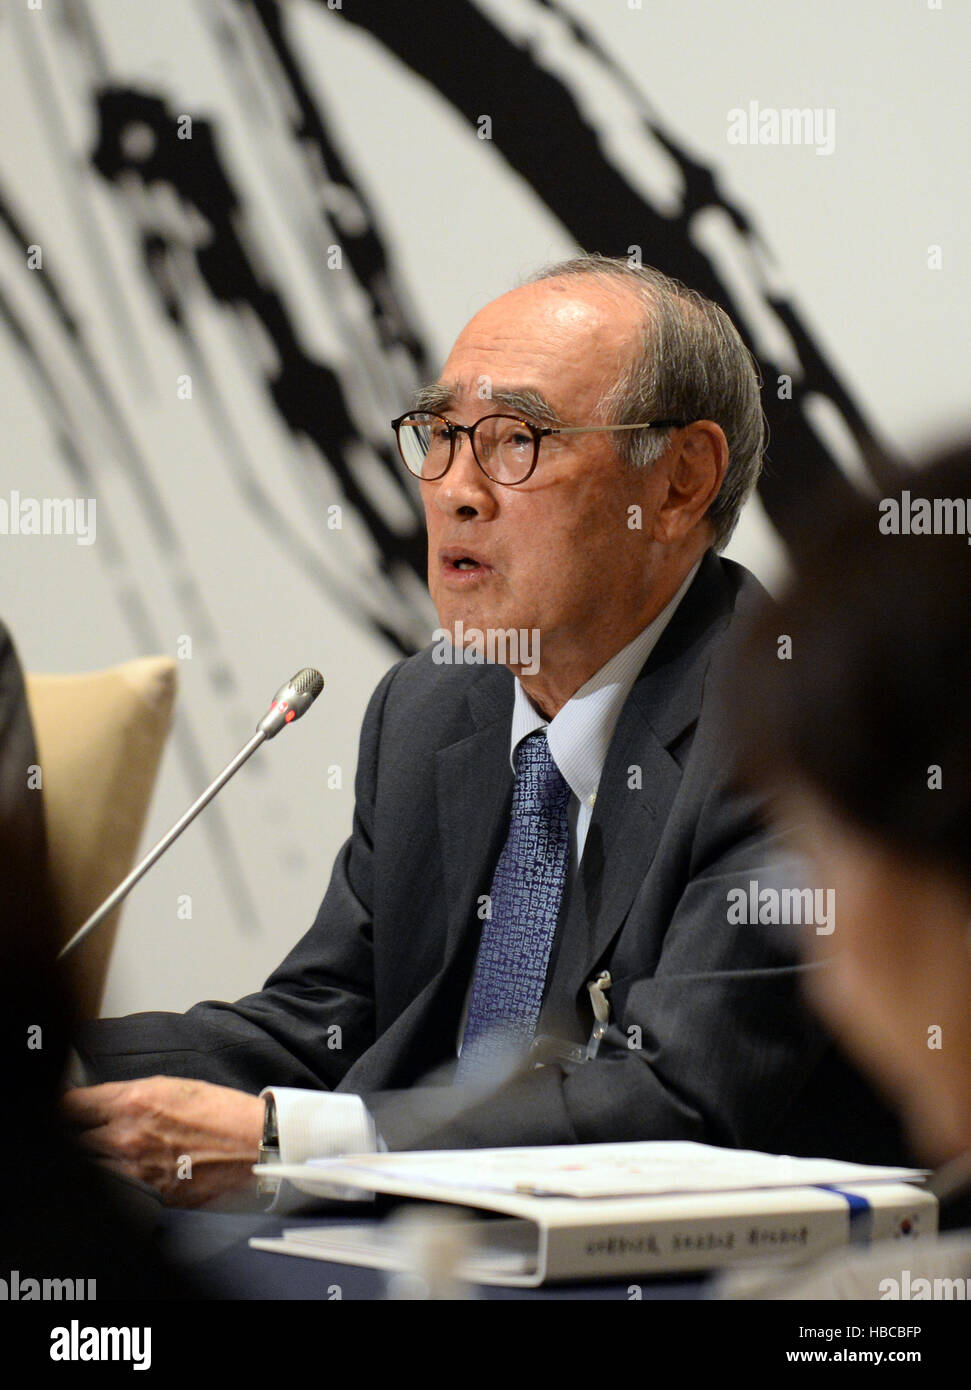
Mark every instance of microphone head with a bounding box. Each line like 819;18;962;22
257;667;325;739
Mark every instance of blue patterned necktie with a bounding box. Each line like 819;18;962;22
456;729;571;1083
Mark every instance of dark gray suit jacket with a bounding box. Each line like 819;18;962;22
78;554;907;1161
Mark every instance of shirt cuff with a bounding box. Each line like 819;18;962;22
259;1087;380;1207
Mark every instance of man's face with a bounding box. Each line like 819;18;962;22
421;278;671;681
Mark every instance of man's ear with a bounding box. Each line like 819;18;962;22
650;421;729;544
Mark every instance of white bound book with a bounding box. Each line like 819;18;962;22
250;1140;936;1287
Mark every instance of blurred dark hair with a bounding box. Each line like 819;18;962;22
731;441;971;889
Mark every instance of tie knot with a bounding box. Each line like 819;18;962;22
513;730;569;813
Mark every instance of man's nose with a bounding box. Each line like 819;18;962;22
431;432;498;517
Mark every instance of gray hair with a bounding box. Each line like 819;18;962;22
527;255;765;551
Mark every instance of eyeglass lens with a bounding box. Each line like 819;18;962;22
396;413;537;483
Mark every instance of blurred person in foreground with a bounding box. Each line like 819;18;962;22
720;442;971;1299
0;619;197;1295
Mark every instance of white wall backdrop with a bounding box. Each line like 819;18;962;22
0;0;967;1016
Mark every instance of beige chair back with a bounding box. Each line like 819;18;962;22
25;657;178;1016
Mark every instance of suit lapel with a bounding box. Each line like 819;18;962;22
547;709;682;1013
436;673;515;960
345;666;514;1091
543;553;740;1031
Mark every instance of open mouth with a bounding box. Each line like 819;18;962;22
442;551;490;572
440;548;492;580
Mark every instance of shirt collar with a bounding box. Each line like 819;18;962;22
509;560;702;807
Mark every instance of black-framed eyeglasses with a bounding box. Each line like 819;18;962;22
390;411;687;486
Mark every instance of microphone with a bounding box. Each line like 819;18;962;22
257;667;325;739
57;668;325;961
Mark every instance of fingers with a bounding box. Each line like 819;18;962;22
61;1079;166;1170
58;1076;263;1208
87;1154;143;1185
61;1081;133;1130
72;1121;123;1161
63;1084;176;1196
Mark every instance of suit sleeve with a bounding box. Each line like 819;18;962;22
74;660;404;1095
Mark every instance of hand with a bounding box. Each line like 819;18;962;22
61;1076;265;1208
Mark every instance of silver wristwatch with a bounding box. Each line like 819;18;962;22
257;1094;281;1195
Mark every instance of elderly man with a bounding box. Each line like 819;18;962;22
67;255;902;1205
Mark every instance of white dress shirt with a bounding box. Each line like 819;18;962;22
265;562;701;1197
